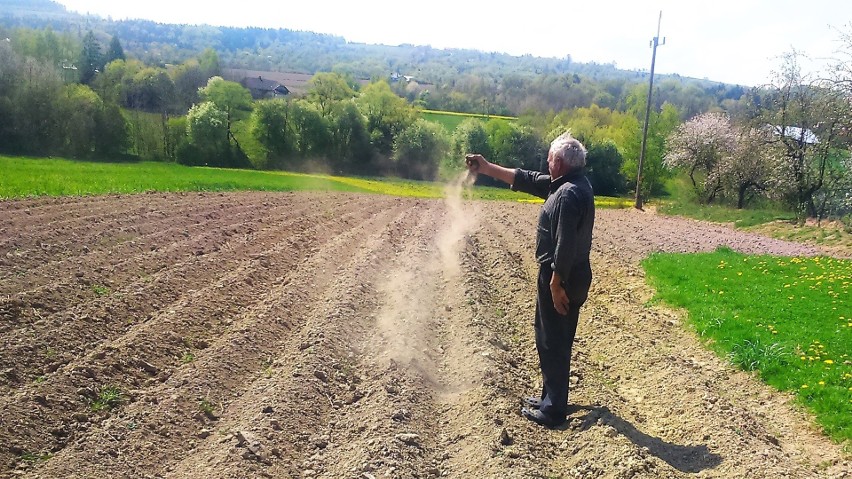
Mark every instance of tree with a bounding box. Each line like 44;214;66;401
10;57;65;155
622;85;680;198
747;51;851;218
586;140;627;196
452;118;491;160
327;100;373;174
78;30;102;85
717;127;780;209
250;99;333;170
171;59;207;111
103;36;125;66
60;84;103;157
183;101;229;166
663;112;736;203
356;81;417;157
251;99;296;168
288;100;331;161
392;119;449;180
307;72;355;117
126;67;175;112
199;76;252;147
94;102;129;158
198;48;221;78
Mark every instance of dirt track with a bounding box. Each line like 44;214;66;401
0;191;849;478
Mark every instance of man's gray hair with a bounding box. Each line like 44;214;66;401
550;132;587;170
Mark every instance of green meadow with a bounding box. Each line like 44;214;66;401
421;109;517;132
643;247;852;445
0;155;633;207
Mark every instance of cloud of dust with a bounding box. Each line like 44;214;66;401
437;170;478;278
375;170;479;370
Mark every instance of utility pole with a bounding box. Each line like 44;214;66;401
634;11;665;210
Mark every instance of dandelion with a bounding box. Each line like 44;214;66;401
801;384;809;389
824;359;834;365
800;356;806;360
818;381;825;386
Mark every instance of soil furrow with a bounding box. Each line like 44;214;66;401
24;197;413;478
0;193;266;281
0;198;346;391
0;193;209;245
0;193;309;292
162;201;422;479
0;193;847;479
1;195;399;475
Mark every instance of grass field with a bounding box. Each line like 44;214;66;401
0;155;632;208
657;200;796;228
421;109;517;132
0;156;369;197
643;247;852;444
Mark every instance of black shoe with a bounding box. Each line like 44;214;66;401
521;396;542;409
521;407;565;428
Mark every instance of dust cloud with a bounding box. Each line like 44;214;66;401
375;170;479;369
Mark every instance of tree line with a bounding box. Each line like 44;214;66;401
1;4;746;120
0;15;850;220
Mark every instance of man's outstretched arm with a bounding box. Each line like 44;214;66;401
465;154;517;186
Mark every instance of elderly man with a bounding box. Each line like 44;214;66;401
465;132;594;427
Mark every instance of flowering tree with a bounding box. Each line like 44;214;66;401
716;128;782;209
664;112;736;204
745;51;852;218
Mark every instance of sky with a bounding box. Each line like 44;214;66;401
54;0;852;87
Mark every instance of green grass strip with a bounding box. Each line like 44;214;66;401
658;200;795;228
642;247;852;445
420;109;517;120
1;156;633;208
0;156;368;197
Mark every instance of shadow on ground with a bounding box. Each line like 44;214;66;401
568;404;723;473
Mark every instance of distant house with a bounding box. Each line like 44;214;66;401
389;71;420;84
770;125;819;145
241;76;290;99
223;68;370;97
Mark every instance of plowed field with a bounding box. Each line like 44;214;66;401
1;191;849;478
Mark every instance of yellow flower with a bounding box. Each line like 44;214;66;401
801;384;809;389
824;359;834;365
800;356;806;360
818;381;825;386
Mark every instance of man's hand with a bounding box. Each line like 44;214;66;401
550;272;569;315
465;154;488;172
464;154;516;186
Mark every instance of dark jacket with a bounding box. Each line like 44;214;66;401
511;168;595;303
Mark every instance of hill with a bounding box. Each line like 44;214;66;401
0;0;746;117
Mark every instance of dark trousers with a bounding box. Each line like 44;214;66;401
535;264;582;420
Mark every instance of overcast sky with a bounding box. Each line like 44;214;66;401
55;0;851;87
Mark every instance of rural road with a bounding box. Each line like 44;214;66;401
0;191;848;478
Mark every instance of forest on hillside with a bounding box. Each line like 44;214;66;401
0;0;746;118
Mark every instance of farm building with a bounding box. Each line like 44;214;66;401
239;76;290;99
